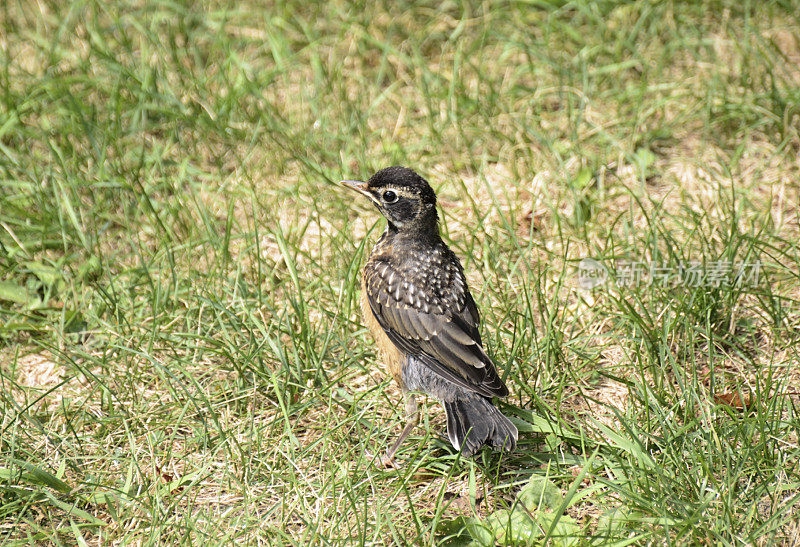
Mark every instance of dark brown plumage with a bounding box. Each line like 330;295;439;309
342;166;517;464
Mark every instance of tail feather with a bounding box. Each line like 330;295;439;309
444;395;518;457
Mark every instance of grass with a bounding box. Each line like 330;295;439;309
1;0;800;544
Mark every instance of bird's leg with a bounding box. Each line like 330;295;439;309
382;392;418;468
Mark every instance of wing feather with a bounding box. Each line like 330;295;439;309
365;252;508;399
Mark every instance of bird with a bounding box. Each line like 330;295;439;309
341;166;518;466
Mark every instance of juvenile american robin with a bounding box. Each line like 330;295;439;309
341;166;518;465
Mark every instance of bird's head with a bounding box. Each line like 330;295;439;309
340;166;438;235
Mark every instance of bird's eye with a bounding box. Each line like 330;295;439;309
382;190;398;203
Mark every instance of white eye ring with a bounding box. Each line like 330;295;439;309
383;190;399;203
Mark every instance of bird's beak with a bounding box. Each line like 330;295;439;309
340;180;369;194
339;180;377;203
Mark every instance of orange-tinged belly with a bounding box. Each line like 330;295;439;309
360;275;404;387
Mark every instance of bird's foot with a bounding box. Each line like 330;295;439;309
381;452;400;469
364;449;401;469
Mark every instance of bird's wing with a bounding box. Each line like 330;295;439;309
364;257;508;398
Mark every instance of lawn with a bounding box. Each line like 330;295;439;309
1;0;799;544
